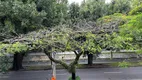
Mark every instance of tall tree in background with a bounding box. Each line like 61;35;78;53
80;0;107;21
36;0;57;27
0;0;46;40
107;0;131;14
131;0;142;8
36;0;68;27
55;0;68;25
68;2;81;24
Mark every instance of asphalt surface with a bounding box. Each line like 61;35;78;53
1;67;142;80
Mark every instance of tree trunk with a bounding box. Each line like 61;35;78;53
71;66;76;80
72;72;76;80
12;53;24;70
88;54;93;65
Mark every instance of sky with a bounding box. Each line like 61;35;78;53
68;0;111;4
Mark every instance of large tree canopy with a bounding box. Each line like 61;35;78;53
0;26;102;74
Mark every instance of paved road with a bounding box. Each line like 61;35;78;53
1;67;142;80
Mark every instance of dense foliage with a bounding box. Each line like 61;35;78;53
0;0;46;41
129;4;142;15
119;13;142;53
0;0;137;40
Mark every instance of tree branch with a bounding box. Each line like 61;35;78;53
44;47;69;70
74;50;78;56
70;51;83;67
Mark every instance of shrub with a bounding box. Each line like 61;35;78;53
118;61;131;68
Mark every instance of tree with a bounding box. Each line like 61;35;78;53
107;0;131;15
36;27;101;80
55;0;68;24
0;0;46;70
0;42;28;71
36;0;68;27
36;0;56;27
68;2;81;24
80;0;107;21
0;0;46;40
0;26;102;79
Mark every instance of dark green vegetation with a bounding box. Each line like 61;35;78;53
0;0;142;80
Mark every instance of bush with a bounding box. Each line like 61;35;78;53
118;61;131;68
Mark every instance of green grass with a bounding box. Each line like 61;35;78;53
68;76;81;80
110;61;142;68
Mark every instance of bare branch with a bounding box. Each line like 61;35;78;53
74;50;78;56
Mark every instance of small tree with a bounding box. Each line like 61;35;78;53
41;28;101;80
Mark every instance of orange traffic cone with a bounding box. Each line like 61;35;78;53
51;76;56;80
